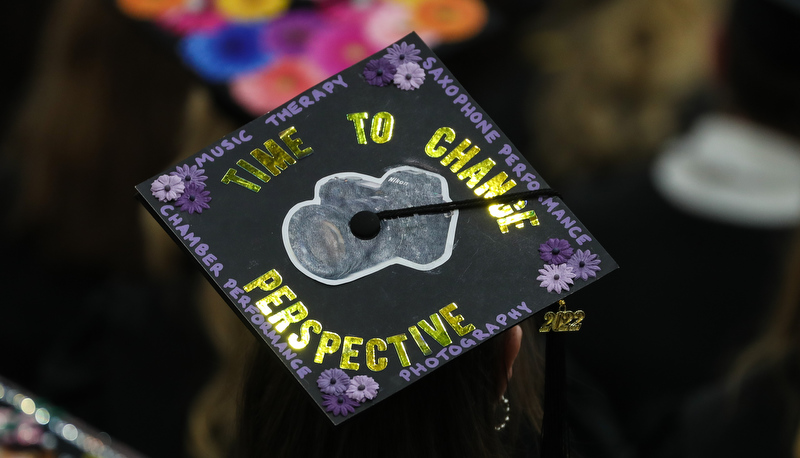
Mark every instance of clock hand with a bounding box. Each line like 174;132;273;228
349;188;560;240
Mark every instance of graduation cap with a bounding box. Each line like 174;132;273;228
135;32;617;426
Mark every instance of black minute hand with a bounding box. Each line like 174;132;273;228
349;188;560;240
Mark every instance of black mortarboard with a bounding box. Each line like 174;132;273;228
135;32;617;425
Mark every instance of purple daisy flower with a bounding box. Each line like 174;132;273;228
567;249;601;280
176;182;212;214
317;368;351;395
151;174;185;202
171;164;208;188
346;375;379;402
393;62;425;91
538;238;574;264
322;394;358;417
383;41;422;67
536;264;576;293
363;58;396;87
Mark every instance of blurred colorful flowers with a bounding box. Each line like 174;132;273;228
179;24;273;82
116;0;489;114
231;57;324;114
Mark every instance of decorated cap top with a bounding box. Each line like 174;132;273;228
135;32;617;424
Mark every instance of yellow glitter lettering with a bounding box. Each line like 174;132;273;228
417;313;453;347
424;127;456;158
473;171;516;198
386;334;411;367
251;141;296;176
267;301;308;333
370;112;394;144
235;159;272;183
340;336;363;370
497;210;539;233
279;126;313;159
457;158;496;188
243;270;282;293
288;319;322;350
408;326;432;355
221;168;262;192
440;140;479;173
254;285;296;317
346;112;369;144
314;331;341;364
366;338;388;372
439;303;476;336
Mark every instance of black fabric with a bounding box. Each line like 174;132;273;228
0;230;217;458
668;352;800;457
555;160;794;457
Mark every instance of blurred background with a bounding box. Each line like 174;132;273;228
4;0;800;457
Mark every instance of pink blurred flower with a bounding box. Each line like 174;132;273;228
307;22;379;76
363;2;417;50
230;57;325;115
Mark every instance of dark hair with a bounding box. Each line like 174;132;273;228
234;320;544;458
723;0;800;138
2;0;196;274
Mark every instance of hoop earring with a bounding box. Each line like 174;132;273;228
495;394;510;431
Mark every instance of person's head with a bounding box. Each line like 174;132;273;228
234;321;543;458
717;0;800;138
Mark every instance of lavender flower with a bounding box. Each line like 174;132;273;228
538;238;574;264
363;58;396;87
536;264;576;293
171;164;208;188
346;375;379;402
176;182;212;214
393;62;425;91
151;174;185;202
317;368;351;395
322;394;358;417
383;41;421;67
567;249;601;280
